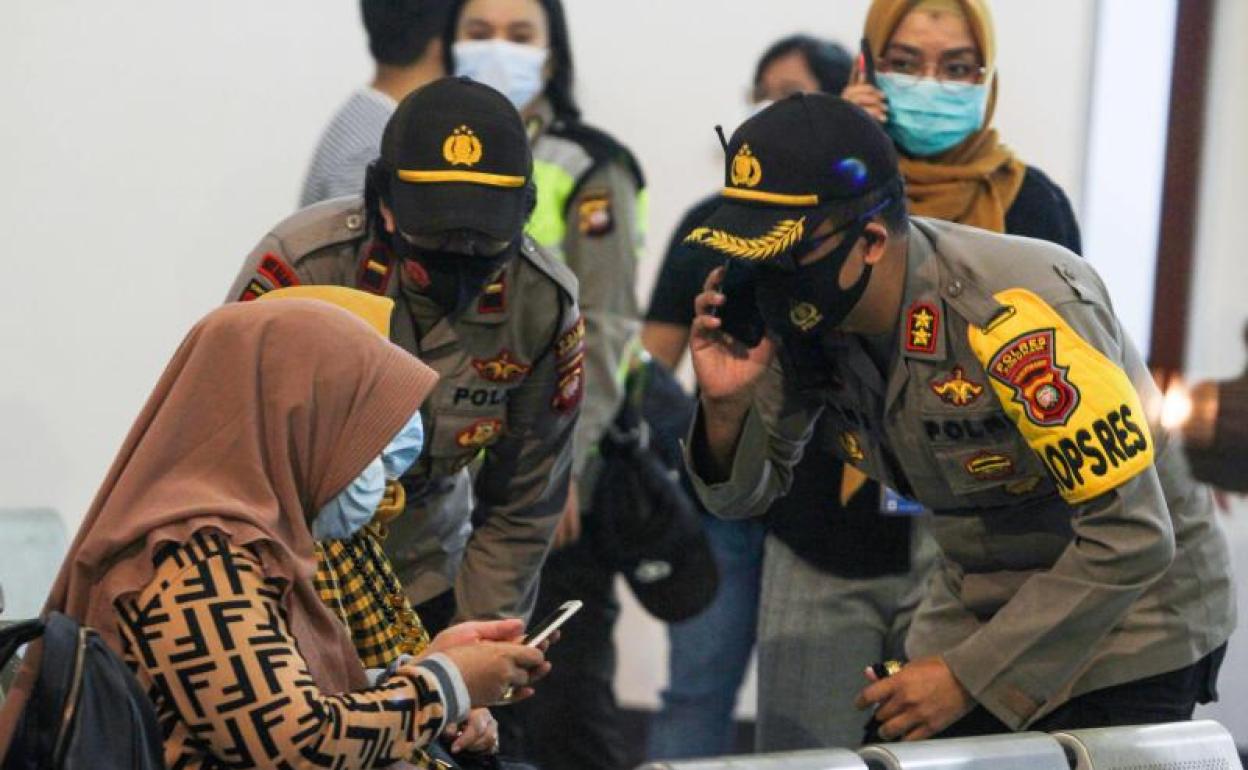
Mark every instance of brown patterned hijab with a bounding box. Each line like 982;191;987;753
4;298;438;743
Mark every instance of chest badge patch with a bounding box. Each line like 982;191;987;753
964;451;1015;481
473;349;530;384
456;418;503;449
789;301;823;332
987;328;1080;427
905;302;940;355
840;431;866;464
930;366;984;407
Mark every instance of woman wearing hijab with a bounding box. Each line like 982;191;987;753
843;0;1081;253
0;298;548;769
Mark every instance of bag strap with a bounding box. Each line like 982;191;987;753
26;613;87;766
0;619;44;668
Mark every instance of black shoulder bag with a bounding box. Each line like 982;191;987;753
0;612;163;770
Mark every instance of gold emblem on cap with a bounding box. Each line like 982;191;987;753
443;125;483;167
789;301;823;332
684;217;805;262
730;144;763;188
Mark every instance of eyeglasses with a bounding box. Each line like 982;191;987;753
877;52;986;90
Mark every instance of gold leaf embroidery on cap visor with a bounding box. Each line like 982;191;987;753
683;217;805;261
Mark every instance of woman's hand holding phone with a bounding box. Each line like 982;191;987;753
844;38;888;123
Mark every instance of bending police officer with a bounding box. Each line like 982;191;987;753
684;94;1233;739
229;77;583;631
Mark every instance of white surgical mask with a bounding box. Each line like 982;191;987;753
453;39;548;110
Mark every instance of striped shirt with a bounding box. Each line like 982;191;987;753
299;87;396;208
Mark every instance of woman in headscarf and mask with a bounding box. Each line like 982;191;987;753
843;0;1081;253
0;297;548;769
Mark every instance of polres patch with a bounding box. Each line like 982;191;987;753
987;329;1080;426
577;194;614;237
552;316;586;414
968;288;1154;504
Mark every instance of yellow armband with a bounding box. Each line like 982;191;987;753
968;288;1153;504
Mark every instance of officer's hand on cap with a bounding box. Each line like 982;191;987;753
691;266;775;409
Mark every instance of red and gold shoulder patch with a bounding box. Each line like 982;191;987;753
905;302;939;354
987;328;1080;427
930;366;984;407
457;418;503;449
473;349;531;384
577;194;614;238
477;275;506;314
552;316;586;414
238;253;301;301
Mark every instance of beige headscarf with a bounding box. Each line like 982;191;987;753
865;0;1027;232
1;298;438;759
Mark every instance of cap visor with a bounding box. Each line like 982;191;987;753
391;181;526;243
681;197;822;263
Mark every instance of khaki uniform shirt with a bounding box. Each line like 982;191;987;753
688;217;1235;729
228;197;583;621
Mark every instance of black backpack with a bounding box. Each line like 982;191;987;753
589;358;719;622
0;612;163;770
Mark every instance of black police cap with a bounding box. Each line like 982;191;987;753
379;77;533;242
685;93;901;263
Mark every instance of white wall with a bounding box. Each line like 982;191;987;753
3;0;1094;722
1187;0;1248;745
1080;0;1177;350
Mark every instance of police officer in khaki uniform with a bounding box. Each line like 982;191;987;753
684;94;1234;739
228;77;583;628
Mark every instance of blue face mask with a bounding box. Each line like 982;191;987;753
381;410;424;480
877;73;989;157
453;39;548;110
312;411;424;541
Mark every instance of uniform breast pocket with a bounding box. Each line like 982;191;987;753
931;438;1051;499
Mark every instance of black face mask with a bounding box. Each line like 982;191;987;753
393;232;513;318
754;217;872;339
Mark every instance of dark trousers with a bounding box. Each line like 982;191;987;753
495;526;628;770
938;644;1228;737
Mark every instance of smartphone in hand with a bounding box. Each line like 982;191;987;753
709;260;766;348
523;600;582;647
859;37;877;85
